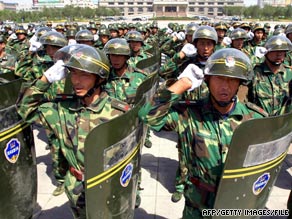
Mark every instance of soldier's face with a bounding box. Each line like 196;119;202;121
196;39;214;59
254;30;264;40
208;76;240;104
129;41;142;53
70;69;98;96
266;50;286;65
232;38;244;50
45;45;60;59
109;54;128;70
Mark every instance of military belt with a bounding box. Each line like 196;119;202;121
189;177;216;193
69;166;84;181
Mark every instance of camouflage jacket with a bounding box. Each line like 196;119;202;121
138;88;264;213
15;50;65;100
248;62;292;116
0;53;16;74
159;54;209;100
127;49;153;68
17;79;129;170
105;65;147;104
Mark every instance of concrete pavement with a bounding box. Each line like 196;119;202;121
32;125;292;219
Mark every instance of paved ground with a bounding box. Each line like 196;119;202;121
32;125;292;219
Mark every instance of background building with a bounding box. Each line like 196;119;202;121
258;0;292;7
99;0;244;17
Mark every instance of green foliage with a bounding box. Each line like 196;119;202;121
1;4;292;23
0;5;121;23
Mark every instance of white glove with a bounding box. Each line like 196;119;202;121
8;33;17;40
93;34;99;41
181;43;197;57
222;37;232;46
29;35;38;44
68;39;77;45
44;60;66;83
165;27;173;35
29;41;42;52
247;31;254;40
178;64;204;91
171;31;177;37
176;32;186;41
255;46;267;58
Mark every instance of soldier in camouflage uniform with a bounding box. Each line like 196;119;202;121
94;27;110;50
125;30;154;148
75;29;94;46
228;28;262;67
214;22;228;51
126;30;153;68
247;23;266;49
0;35;16;74
248;35;292;116
16;31;68;196
103;38;148;208
103;38;148;104
17;44;130;219
139;48;265;219
6;26;30;61
284;24;292;66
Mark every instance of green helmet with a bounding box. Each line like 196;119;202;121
192;25;218;44
103;38;130;56
55;44;110;79
204;48;253;82
214;22;227;31
240;22;251;31
35;27;51;40
66;28;77;38
273;28;285;36
125;30;143;43
98;28;110;36
87;23;97;30
230;28;248;40
55;24;64;31
185;23;199;36
75;29;94;42
15;26;27;35
252;23;265;33
285;24;292;35
40;31;67;47
265;35;292;52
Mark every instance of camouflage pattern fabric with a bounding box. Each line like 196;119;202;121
17;79;129;218
105;65;148;104
248;62;292;116
138;87;264;219
127;49;153;68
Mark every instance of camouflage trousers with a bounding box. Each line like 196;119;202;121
64;171;86;219
47;131;68;183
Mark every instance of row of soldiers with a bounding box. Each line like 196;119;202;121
1;18;292;218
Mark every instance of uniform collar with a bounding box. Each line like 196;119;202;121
69;91;109;113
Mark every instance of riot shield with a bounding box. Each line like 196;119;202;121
85;99;145;219
136;44;161;75
0;76;37;219
213;112;292;219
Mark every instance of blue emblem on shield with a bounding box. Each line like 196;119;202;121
120;163;133;187
4;138;21;163
253;172;270;195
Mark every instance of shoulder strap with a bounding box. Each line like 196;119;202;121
245;102;269;117
110;98;131;112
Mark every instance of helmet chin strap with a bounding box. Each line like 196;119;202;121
211;94;237;107
77;77;103;98
265;55;282;66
